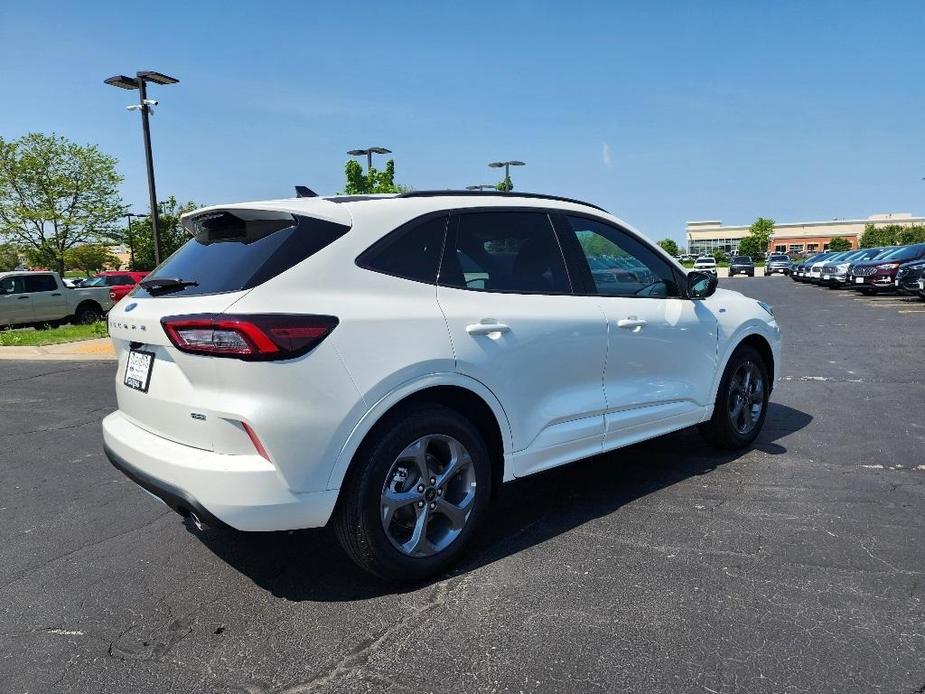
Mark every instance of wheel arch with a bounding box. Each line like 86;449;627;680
709;328;778;411
326;374;513;495
73;299;103;319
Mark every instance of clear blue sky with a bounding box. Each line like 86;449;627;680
2;0;923;245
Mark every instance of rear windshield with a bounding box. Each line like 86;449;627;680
135;210;349;298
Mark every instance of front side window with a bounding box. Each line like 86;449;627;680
0;276;25;294
565;216;679;298
439;212;570;294
24;275;57;293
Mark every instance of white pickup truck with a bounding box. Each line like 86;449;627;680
0;271;114;328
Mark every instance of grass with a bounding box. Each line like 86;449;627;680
0;321;108;347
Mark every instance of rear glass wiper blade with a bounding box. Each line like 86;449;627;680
140;277;200;295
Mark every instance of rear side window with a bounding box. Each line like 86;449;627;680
357;215;447;283
137;210;349;297
24;275;57;292
439;211;570;294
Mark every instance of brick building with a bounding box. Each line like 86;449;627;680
686;213;924;256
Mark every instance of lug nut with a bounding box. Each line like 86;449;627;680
417;501;425;508
437;488;443;496
417;484;425;492
429;502;436;510
430;477;436;485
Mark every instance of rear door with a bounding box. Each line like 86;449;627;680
107;208;350;452
435;209;608;477
24;274;67;321
0;275;33;324
557;214;719;447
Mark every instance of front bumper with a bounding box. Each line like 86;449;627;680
767;265;790;274
102;411;339;531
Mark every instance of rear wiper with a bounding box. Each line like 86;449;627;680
140;277;199;295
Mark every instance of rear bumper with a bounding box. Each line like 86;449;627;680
102;411;339;531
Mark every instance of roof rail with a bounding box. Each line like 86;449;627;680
396;190;607;212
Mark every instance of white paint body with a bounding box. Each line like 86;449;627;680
102;195;782;531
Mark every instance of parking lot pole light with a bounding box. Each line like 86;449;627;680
347;147;392;173
488;160;525;191
104;70;179;267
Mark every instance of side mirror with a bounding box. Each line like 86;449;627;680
687;271;718;299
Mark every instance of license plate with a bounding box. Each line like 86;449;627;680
124;349;154;392
855;277;864;284
823;274;830;280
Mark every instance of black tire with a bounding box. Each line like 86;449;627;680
333;404;493;582
748;272;754;277
699;345;770;450
860;288;876;296
74;302;102;324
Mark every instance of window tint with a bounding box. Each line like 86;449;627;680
112;275;135;285
732;256;751;262
566;216;679;298
24;275;58;293
439;212;570;294
138;211;349;297
358;215;446;283
0;276;26;294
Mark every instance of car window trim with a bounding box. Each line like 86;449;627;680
440;207;575;296
553;211;687;299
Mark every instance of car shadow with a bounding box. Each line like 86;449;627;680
192;402;812;602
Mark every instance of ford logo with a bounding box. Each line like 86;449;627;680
124;302;138;312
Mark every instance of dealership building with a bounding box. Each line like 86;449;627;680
686;212;924;256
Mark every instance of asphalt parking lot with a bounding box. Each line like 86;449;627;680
1;277;923;694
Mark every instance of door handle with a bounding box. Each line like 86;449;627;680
617;317;647;330
51;292;61;297
466;321;511;336
17;295;29;300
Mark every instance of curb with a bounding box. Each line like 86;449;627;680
0;337;117;361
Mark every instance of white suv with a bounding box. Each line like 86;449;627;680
103;191;781;580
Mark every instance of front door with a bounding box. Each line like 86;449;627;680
0;275;33;325
436;210;608;477
557;214;719;449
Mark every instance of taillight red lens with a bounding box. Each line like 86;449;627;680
161;314;338;360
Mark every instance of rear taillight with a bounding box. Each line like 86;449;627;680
161;314;338;360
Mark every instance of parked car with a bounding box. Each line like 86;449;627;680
80;270;150;303
806;251;854;283
0;271;114;328
678;254;697;263
819;247;885;287
894;259;925;297
693;256;718;275
766;253;791;275
101;191;782;581
849;243;925;294
790;252;830;281
729;256;755;277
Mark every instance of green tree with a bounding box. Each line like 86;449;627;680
657;238;679;256
132;196;198;270
737;235;765;259
897;224;925;245
496;176;513;192
859;223;902;248
713;249;728;263
0;133;123;275
827;236;851;252
64;244;120;276
0;243;21;271
343;159;405;194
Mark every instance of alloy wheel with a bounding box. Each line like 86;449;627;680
727;361;765;435
380;435;477;558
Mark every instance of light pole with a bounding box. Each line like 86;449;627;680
347;147;392;172
488;160;525;192
123;212;148;270
105;71;179;266
466;184;496;191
